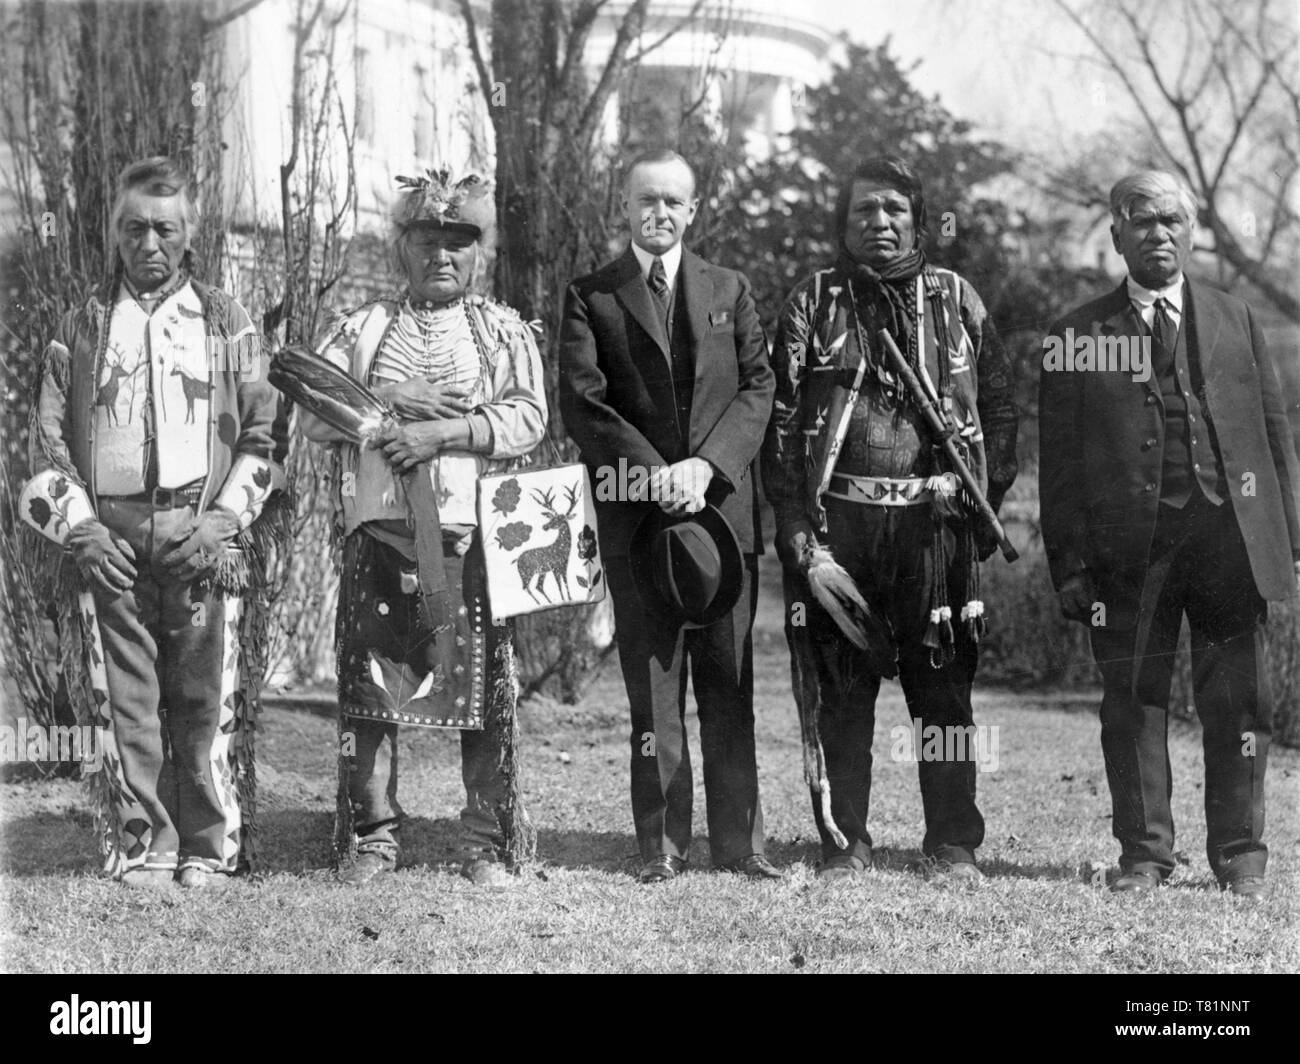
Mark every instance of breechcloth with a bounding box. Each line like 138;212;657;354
335;529;508;860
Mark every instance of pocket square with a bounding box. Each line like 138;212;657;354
709;309;732;328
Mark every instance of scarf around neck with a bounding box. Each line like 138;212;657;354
837;247;926;351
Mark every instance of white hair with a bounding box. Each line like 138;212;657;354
108;156;198;239
1109;170;1198;227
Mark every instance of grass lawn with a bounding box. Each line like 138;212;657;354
2;610;1295;973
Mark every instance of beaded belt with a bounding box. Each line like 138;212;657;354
105;481;205;509
824;473;933;507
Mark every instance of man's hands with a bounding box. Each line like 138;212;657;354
644;457;713;515
372;420;462;474
70;508;241;591
774;518;816;574
1057;570;1096;623
974;524;1001;563
68;519;137;594
376;379;472;421
160;507;241;583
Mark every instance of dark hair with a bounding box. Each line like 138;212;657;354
621;148;697;195
834;155;927;246
109;156;197;235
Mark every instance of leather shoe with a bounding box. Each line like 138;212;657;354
817;854;867;882
929;859;983;885
718;854;783;880
462;856;516;890
1111;869;1162;893
339;850;396;886
638;854;687;884
177;866;233;892
1222;875;1266;902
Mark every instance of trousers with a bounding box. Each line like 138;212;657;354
794;498;985;865
1088;494;1270;882
605;554;765;865
343;718;507;859
91;497;237;872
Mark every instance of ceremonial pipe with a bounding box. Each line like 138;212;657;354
876;329;1019;563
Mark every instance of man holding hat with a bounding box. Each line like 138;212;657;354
559;149;778;883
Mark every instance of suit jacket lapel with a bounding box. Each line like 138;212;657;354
614;247;670;360
1095;281;1160;406
1097;281;1137;338
1184;279;1219;376
680;248;713;362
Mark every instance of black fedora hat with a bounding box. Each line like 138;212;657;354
628;504;744;628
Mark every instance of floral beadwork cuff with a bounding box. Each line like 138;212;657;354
20;469;95;545
214;454;279;531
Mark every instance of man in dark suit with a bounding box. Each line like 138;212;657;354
559;149;778;883
1040;170;1300;900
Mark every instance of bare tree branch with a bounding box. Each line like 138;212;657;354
1051;0;1300;321
1207;213;1300;318
1050;0;1180;164
555;0;603;97
627;0;710;64
457;0;496;112
203;0;270;33
574;0;650;150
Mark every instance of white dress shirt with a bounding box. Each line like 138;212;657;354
1126;272;1185;331
631;242;682;299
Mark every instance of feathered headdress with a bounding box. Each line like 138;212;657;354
392;167;495;240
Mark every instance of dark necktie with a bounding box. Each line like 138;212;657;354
648;256;670;325
1152;296;1176;363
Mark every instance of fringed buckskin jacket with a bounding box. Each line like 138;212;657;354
21;278;286;876
26;278;286;582
761;263;1019;561
305;293;547;536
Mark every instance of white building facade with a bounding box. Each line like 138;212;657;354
213;0;835;239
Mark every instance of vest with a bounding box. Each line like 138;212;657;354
1152;302;1225;507
666;281;695;461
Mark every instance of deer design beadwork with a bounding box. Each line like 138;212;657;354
515;484;579;603
96;357;131;426
170;363;208;424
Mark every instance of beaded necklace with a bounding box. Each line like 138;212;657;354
408;297;468;364
124;270;190;316
369;294;479;393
